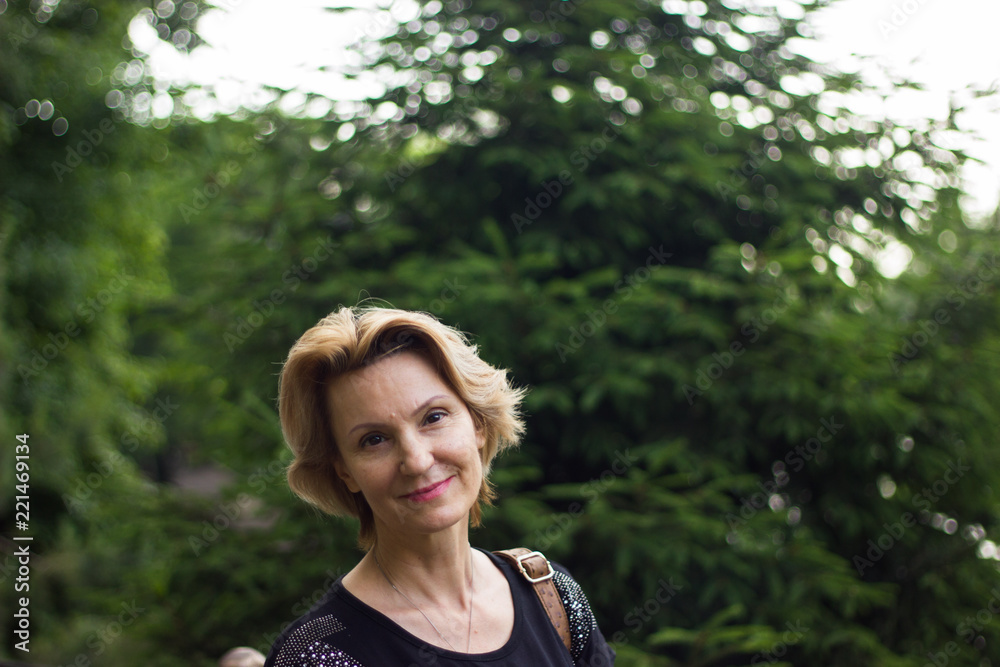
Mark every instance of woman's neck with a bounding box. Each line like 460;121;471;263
364;524;476;608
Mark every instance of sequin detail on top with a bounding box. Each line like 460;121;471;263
271;615;364;667
552;569;597;661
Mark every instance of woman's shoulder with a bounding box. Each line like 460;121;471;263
265;551;615;666
486;549;591;606
549;562;605;658
263;578;366;667
487;549;613;664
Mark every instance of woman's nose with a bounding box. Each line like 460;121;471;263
398;433;434;475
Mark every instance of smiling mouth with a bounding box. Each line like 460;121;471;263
403;477;454;502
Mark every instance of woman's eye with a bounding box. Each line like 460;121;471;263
360;434;386;448
425;410;446;425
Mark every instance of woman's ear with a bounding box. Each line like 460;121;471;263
334;457;361;494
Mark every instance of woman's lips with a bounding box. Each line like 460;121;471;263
403;476;454;502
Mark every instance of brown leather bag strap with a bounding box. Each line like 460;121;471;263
493;548;571;654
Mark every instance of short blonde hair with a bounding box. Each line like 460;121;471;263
278;306;526;549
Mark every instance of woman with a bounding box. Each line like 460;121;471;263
265;306;616;666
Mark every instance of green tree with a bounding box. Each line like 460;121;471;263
1;2;218;663
3;0;999;665
147;0;998;663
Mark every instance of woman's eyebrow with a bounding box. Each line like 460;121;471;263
346;394;450;435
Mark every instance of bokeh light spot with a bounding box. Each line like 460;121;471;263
937;229;957;253
551;85;572;103
590;30;610;49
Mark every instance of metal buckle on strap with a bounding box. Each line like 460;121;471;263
515;550;554;583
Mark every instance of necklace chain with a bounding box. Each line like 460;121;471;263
374;546;475;653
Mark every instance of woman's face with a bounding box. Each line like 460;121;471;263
328;351;485;540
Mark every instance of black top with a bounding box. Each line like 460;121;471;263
264;549;616;666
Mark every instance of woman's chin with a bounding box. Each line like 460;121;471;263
378;505;472;540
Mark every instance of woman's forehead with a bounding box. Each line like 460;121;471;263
328;353;456;413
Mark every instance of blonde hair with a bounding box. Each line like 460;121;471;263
278;306;526;549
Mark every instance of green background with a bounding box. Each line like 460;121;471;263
2;0;999;664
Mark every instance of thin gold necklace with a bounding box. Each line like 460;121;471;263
374;546;475;653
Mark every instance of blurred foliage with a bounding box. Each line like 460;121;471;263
2;0;1000;665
